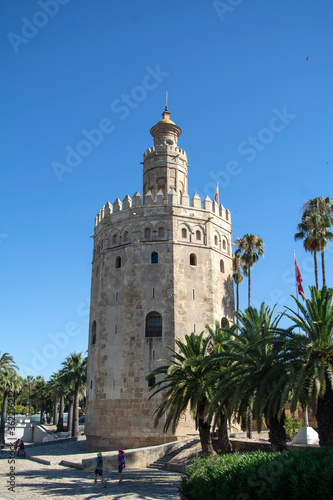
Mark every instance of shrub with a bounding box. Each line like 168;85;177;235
14;405;28;415
180;448;333;500
284;415;303;441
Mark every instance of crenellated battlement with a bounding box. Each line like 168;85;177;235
94;190;231;228
143;145;187;160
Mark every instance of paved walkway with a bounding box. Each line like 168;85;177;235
0;438;184;500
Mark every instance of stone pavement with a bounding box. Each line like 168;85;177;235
0;437;184;500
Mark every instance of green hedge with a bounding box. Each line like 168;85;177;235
180;448;333;500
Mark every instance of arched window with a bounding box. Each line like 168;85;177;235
145;312;162;337
158;227;165;238
220;259;224;273
112;234;117;245
182;228;187;238
196;230;201;241
214;235;218;246
91;321;96;345
221;317;229;329
190;253;197;266
145;228;151;239
124;231;129;242
223;239;226;250
115;256;121;268
151;252;158;264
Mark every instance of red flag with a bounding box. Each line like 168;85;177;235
214;183;218;203
294;254;305;300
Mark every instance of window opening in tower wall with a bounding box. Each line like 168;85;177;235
145;312;162;337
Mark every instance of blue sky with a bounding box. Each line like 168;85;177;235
1;0;332;381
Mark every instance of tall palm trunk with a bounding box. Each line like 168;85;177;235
28;387;31;415
0;391;8;444
248;267;251;308
57;395;65;432
314;252;319;289
216;409;232;454
53;397;58;426
236;282;239;317
40;400;45;424
265;410;287;452
67;398;73;436
321;251;326;287
316;373;333;446
246;409;252;439
72;383;80;438
197;399;215;456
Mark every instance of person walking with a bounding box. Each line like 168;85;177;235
17;439;26;457
94;452;106;487
14;439;20;456
118;448;125;484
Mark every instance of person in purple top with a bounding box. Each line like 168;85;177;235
118;448;125;484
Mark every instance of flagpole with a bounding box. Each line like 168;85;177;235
294;250;309;428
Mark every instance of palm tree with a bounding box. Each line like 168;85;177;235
282;286;333;447
208;304;289;451
235;234;264;307
59;352;87;438
0;353;18;444
205;321;234;453
47;373;60;427
31;376;48;424
295;215;321;289
23;376;36;415
298;197;333;287
146;332;215;456
50;369;67;433
0;369;22;444
233;250;243;317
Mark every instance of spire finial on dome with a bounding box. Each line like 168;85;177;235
165;91;168;111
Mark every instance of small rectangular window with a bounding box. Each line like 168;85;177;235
152;349;156;360
193;289;195;300
90;380;93;389
152;287;155;298
115;324;117;334
194;323;196;332
148;376;156;387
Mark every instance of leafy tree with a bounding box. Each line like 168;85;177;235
282;286;333;446
59;352;87;437
234;234;264;307
146;332;215;456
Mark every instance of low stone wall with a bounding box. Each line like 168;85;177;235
82;436;196;471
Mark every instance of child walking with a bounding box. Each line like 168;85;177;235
118;448;125;484
94;452;106;487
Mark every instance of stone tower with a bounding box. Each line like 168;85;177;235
85;108;234;451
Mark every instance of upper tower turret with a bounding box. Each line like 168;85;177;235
150;107;182;147
143;107;188;203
